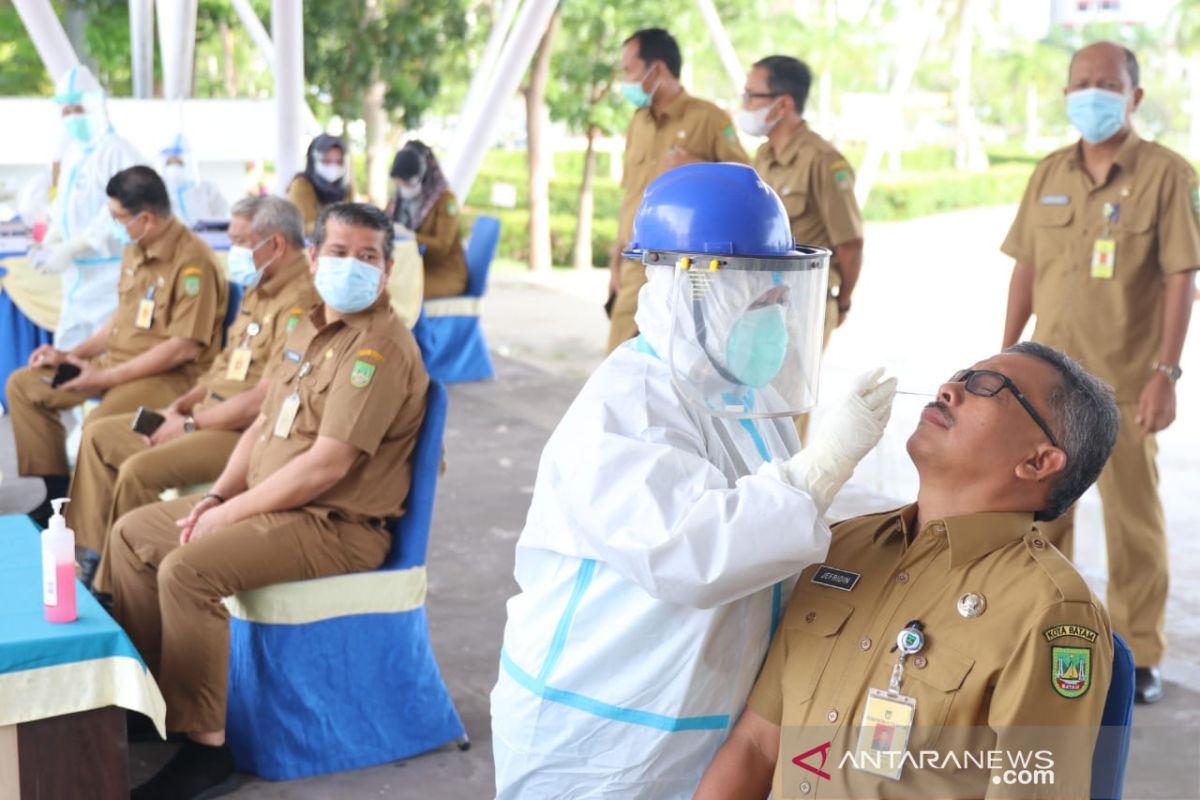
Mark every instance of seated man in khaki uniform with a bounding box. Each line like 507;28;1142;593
6;165;226;524
68;195;318;591
697;343;1118;800
110;202;429;800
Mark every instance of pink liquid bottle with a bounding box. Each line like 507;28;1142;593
42;498;77;623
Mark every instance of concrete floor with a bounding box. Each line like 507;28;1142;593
3;204;1199;798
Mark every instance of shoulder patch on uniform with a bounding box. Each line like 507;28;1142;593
350;359;376;388
1051;646;1092;699
828;159;850;172
1043;624;1099;644
1191;184;1199;215
446;200;458;216
356;348;385;362
182;266;203;276
183;274;201;296
723;125;736;141
834;169;853;190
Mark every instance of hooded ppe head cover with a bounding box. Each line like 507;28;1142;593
626;163;829;419
53;66;111;150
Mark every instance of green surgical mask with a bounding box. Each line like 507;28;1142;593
725;304;789;388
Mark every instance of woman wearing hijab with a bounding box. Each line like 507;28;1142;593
385;141;467;298
288;134;352;234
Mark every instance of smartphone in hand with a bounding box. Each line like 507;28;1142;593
130;407;166;437
50;362;81;388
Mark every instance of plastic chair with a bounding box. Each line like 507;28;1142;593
1091;633;1135;800
224;380;468;780
411;215;499;383
221;282;243;348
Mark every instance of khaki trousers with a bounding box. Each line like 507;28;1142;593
606;260;648;354
109;495;391;732
1035;403;1167;666
68;413;241;591
5;365;191;477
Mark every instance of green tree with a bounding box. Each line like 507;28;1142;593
301;0;469;203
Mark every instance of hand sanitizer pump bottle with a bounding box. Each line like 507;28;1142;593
42;498;77;623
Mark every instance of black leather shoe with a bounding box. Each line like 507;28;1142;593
131;740;238;799
1134;666;1163;704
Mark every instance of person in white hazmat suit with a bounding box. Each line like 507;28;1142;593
159;133;229;226
491;162;897;798
30;65;143;350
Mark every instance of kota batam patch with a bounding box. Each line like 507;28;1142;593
350;359;376;388
1051;646;1092;699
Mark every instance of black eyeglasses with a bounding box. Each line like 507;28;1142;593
948;369;1060;448
741;90;782;104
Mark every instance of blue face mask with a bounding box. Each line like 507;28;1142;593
110;215;142;246
314;255;383;314
725;304;789;388
1066;88;1127;144
620;64;657;109
64;113;92;143
227;239;273;288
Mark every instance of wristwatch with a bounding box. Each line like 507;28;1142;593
1154;362;1182;382
183;415;198;433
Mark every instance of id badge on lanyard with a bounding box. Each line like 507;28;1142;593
272;360;311;439
1091;202;1118;280
851;622;924;780
135;285;157;330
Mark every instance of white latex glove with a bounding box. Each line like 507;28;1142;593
782;367;897;514
33;238;88;274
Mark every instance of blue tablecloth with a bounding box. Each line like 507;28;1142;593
0;515;165;732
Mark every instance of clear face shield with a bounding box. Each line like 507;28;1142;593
663;248;829;419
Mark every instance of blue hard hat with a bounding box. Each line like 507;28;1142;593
623;163;797;260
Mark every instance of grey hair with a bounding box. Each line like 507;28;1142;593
230;195;305;248
1004;342;1119;521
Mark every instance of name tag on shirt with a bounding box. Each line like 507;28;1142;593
273;392;301;438
226;348;252;382
134;299;156;330
1039;195;1070;205
811;565;862;591
1091;238;1116;279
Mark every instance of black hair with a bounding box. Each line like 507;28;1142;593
105;166;172;217
753;55;814;116
624;28;682;79
313;202;394;262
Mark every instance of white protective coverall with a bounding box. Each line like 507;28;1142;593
39;66;143;350
491;264;833;799
160;134;229;226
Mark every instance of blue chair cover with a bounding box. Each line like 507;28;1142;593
222;282;243;348
411;216;499;384
1091;633;1135;800
0;282;53;413
225;381;466;780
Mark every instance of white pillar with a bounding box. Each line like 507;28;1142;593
445;0;559;199
694;0;745;99
232;0;320;136
273;0;305;194
11;0;79;82
458;0;522;131
155;0;197;100
129;0;154;98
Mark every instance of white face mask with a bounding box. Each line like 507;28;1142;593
397;180;422;199
315;161;346;183
735;101;780;138
162;163;187;184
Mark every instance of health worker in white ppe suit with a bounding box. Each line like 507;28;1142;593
491;162;897;799
160;133;229;226
31;65;143;350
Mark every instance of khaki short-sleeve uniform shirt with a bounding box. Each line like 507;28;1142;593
748;506;1111;799
1001;132;1200;401
196;251;318;411
249;291;429;522
105;217;227;382
618;90;750;251
754;124;863;290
